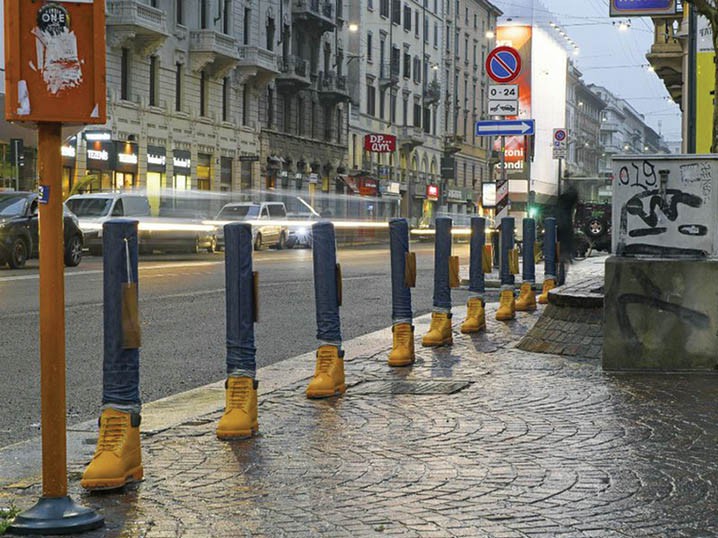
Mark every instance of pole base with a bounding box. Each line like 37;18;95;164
7;496;104;535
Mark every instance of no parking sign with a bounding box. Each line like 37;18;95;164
553;128;568;159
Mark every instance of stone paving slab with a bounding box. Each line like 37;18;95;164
3;295;718;537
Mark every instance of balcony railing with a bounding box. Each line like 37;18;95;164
380;61;400;87
292;0;335;32
189;30;240;60
107;0;167;34
238;46;280;73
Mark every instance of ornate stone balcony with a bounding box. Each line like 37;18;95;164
106;0;168;55
189;30;240;77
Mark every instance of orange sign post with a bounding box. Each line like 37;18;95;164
5;1;106;534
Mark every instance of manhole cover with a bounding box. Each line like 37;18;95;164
350;379;472;395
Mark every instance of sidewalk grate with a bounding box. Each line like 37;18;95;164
349;379;472;395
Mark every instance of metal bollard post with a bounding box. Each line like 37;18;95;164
543;217;557;280
469;217;486;297
492;224;500;269
312;221;342;346
225;223;256;378
433;217;453;312
499;217;515;289
389;218;413;324
522;218;536;284
102;219;141;411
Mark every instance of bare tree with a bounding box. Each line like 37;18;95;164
685;0;718;151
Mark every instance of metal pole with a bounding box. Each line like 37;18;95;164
557;157;562;197
687;4;697;154
38;123;67;498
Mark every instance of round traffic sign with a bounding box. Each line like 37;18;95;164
554;129;567;142
485;46;522;84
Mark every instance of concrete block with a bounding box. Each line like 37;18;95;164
604;256;718;371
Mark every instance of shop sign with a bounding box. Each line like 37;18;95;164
309;173;319;184
118;153;138;165
387;182;401;195
239;154;259;162
364;134;396;153
87;149;108;161
358;178;378;196
173;149;191;175
115;141;138;172
482;182;497;208
447;189;463;201
61;145;76;158
147;145;166;172
426;184;439;201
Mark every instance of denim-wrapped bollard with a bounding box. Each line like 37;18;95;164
422;217;454;347
388;218;415;366
461;216;487;334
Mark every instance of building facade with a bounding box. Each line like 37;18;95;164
65;0;279;212
443;0;501;222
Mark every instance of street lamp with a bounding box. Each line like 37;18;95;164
348;23;359;32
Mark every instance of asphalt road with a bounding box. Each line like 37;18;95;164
0;241;490;447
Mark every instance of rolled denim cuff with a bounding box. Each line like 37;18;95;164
228;369;256;380
102;403;141;415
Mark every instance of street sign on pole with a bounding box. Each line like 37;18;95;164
489;101;519;116
552;128;568;159
485;46;522;84
488;85;519;101
476;119;535;137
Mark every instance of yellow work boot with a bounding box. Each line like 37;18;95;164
217;377;259;440
460;298;486;334
81;408;143;491
421;312;453;347
515;282;537;312
306;345;346;399
495;289;516;321
388;323;415;367
538;278;556;304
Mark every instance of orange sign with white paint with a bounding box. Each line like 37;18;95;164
4;0;106;125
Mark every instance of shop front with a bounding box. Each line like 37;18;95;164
239;154;258;190
197;153;211;191
220;156;233;192
446;188;465;215
172;150;191;190
421;183;440;227
114;141;139;189
61;138;77;197
85;139;115;192
147;145;166;215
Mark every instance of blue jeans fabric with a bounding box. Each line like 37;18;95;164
469;217;486;296
522;218;536;283
102;219;141;412
225;223;257;378
543;217;557;280
500;217;515;288
313;221;342;345
389;218;413;324
433;217;452;311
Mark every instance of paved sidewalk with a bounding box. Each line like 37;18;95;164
3;256;718;537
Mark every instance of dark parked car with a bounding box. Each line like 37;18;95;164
0;192;84;268
573;201;611;256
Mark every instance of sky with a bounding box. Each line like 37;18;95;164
493;0;683;142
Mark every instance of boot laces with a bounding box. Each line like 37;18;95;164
394;325;412;345
97;415;127;452
228;382;251;410
316;350;336;374
500;291;513;307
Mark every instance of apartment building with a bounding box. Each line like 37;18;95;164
64;0;280;211
258;0;351;203
346;0;447;224
442;0;501;220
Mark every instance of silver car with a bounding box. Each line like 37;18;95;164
214;202;289;251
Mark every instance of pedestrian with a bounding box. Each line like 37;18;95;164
216;223;259;440
556;186;579;286
306;221;346;398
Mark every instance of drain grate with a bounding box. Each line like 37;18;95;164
349;379;472;395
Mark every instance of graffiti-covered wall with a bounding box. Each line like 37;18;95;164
612;155;718;258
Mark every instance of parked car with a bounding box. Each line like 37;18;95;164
0;192;84;268
287;213;319;248
573;201;612;255
66;192;216;255
214;202;289;251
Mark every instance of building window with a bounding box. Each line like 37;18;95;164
337;109;343;144
284;96;291;132
149;56;158;107
434;23;438;47
121;48;130;101
415;12;419;36
367;32;373;62
403;5;411;31
267;87;274;127
244;8;251;45
176;0;183;25
324;106;332;141
222;77;230;122
267;17;275;51
380;0;389;18
413;102;421;127
423;106;430;134
223;0;231;34
391;0;400;24
368;0;373;10
390;92;397;124
175;63;182;111
413;57;421;83
197;153;211;191
311;102;316;138
297;97;303;136
201;0;208;29
424;17;429;43
242;85;250;126
200;70;208;117
474;13;478;29
367;84;376;116
403;52;411;78
379;88;386;119
403;95;409;125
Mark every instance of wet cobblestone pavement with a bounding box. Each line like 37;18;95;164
5;298;718;537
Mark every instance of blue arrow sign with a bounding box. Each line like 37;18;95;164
475;119;535;137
